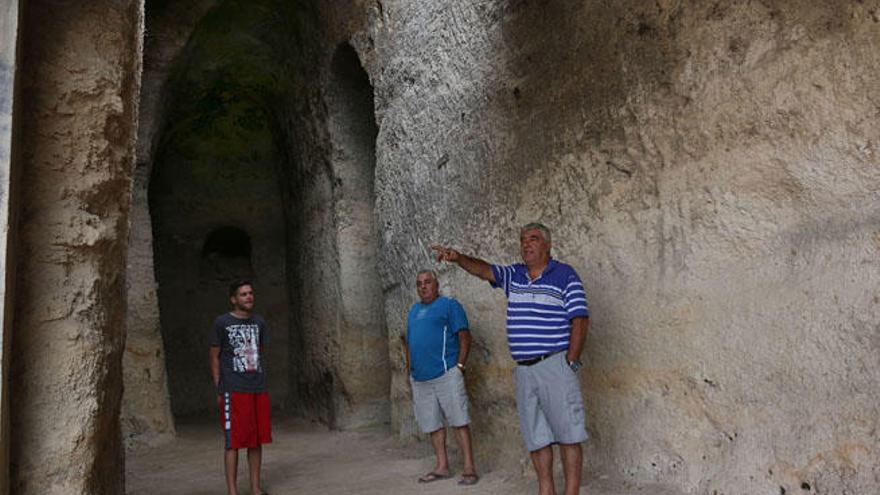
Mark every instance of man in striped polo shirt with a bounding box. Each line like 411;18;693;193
432;222;589;495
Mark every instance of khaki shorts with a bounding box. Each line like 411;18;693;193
410;367;470;433
514;352;588;451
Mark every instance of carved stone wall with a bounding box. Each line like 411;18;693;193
10;1;143;492
317;1;880;492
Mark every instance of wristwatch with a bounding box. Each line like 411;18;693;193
456;362;466;371
568;360;583;372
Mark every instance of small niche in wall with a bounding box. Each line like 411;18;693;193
200;226;253;283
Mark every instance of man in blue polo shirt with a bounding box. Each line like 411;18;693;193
405;270;479;486
432;223;589;495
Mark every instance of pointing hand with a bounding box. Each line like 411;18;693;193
430;245;460;263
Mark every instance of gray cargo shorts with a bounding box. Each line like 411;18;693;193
410;367;470;433
514;351;588;452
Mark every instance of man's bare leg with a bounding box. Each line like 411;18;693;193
453;425;477;481
530;445;555;495
247;446;263;494
428;428;450;476
559;443;582;495
224;449;239;495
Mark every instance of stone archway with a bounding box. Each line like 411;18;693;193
325;42;389;429
146;3;292;418
123;0;319;444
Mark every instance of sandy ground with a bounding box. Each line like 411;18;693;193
126;418;685;495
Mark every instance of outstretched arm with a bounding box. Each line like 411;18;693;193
431;245;495;283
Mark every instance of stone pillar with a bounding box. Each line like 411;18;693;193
0;1;22;493
10;1;143;493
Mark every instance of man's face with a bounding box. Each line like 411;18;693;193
230;285;255;312
520;228;551;266
415;273;439;304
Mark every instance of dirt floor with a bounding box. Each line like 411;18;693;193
125;418;686;495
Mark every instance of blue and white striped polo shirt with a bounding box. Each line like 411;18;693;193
490;259;589;362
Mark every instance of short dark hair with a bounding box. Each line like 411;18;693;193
228;280;253;297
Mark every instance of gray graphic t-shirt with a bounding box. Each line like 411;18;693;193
210;313;268;393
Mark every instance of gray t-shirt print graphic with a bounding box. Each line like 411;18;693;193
227;323;261;372
210;313;269;393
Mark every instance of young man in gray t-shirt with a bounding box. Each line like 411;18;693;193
209;280;271;495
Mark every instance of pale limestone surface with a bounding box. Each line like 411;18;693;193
117;1;880;494
314;1;880;493
10;1;143;493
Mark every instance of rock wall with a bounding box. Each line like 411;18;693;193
3;0;874;492
122;156;176;447
325;42;390;429
314;1;880;492
0;1;22;492
10;1;143;493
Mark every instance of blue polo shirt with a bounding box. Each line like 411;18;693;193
407;296;469;382
490;259;589;362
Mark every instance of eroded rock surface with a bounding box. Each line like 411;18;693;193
118;1;880;493
10;1;143;493
313;1;880;492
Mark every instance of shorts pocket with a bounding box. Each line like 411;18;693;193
559;354;577;377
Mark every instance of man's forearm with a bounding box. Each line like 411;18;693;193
431;245;496;283
456;253;494;282
566;316;589;363
209;348;221;388
458;330;472;365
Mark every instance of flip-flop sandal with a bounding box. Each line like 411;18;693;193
458;473;480;486
418;472;452;483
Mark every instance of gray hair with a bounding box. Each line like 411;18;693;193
521;222;552;244
416;269;438;281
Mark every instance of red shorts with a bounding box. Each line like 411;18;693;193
219;391;272;450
